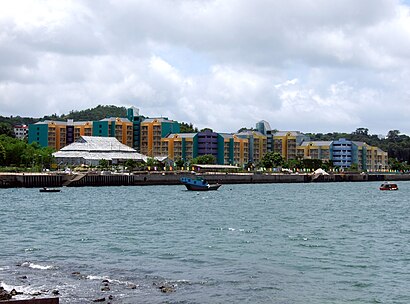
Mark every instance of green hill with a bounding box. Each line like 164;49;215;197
44;105;127;121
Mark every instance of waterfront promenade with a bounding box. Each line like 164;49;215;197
0;171;409;188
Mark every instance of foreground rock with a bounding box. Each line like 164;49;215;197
0;287;12;300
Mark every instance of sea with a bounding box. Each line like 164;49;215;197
1;181;410;303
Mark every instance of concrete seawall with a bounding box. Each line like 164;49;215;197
0;172;409;188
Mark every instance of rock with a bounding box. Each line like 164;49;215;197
10;289;22;296
101;286;110;291
31;291;42;296
19;275;28;279
93;297;106;302
108;295;113;300
127;283;137;289
158;285;175;293
72;272;81;275
0;287;12;301
52;289;59;295
102;279;109;283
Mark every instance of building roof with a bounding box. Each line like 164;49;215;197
142;117;174;123
235;130;266;138
99;117;131;123
53;136;148;162
166;133;197;139
300;141;332;147
218;133;234;139
273;131;304;136
33;120;92;126
60;136;135;152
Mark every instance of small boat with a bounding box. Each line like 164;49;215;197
379;182;398;191
180;177;221;191
39;187;61;193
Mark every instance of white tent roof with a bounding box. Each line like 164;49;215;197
53;136;148;162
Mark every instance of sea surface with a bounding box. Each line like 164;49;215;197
1;181;410;303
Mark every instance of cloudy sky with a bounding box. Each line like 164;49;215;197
1;0;410;135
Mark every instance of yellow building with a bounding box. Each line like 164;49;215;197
355;143;388;171
140;118;180;157
218;133;249;165
273;131;309;160
29;120;94;151
94;118;133;147
297;141;332;161
235;131;266;164
161;133;196;162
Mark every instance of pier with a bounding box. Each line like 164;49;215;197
0;172;409;188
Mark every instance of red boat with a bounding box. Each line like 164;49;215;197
379;182;398;191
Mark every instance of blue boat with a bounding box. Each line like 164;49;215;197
180;177;221;191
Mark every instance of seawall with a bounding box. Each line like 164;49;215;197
0;172;409;188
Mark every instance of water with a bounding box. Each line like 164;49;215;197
1;181;410;303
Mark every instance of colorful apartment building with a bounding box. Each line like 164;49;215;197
161;133;197;162
217;133;249;166
273;131;309;160
354;141;388;171
29;117;133;150
331;138;358;169
92;117;133;147
235;131;267;164
127;107;144;152
297;141;333;161
197;130;219;159
28;120;93;150
296;139;388;171
140;118;180;157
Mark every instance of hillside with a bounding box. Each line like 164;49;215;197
1;105;128;126
44;105;128;121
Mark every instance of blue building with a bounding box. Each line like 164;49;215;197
332;138;358;169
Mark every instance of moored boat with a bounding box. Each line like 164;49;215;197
180;177;221;191
39;187;61;193
379;182;398;191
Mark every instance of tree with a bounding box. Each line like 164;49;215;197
302;159;323;170
179;122;198;133
175;159;185;168
387;130;400;142
125;159;137;172
353;128;369;136
200;128;213;133
146;157;159;167
0;142;5;165
99;159;109;169
191;154;216;165
0;123;14;137
284;158;302;170
260;152;283;168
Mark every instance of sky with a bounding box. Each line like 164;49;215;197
1;0;410;135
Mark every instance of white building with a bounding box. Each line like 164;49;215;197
14;124;28;139
53;136;148;166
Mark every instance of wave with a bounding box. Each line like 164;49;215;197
0;281;42;299
85;275;137;287
21;262;55;270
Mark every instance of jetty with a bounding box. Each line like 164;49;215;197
0;172;409;188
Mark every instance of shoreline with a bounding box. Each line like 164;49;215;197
0;171;409;188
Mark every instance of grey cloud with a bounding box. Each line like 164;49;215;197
1;0;410;135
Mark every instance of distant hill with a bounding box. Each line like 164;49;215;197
44;105;128;121
0;105;128;127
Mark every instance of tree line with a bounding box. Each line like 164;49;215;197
0;135;54;171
